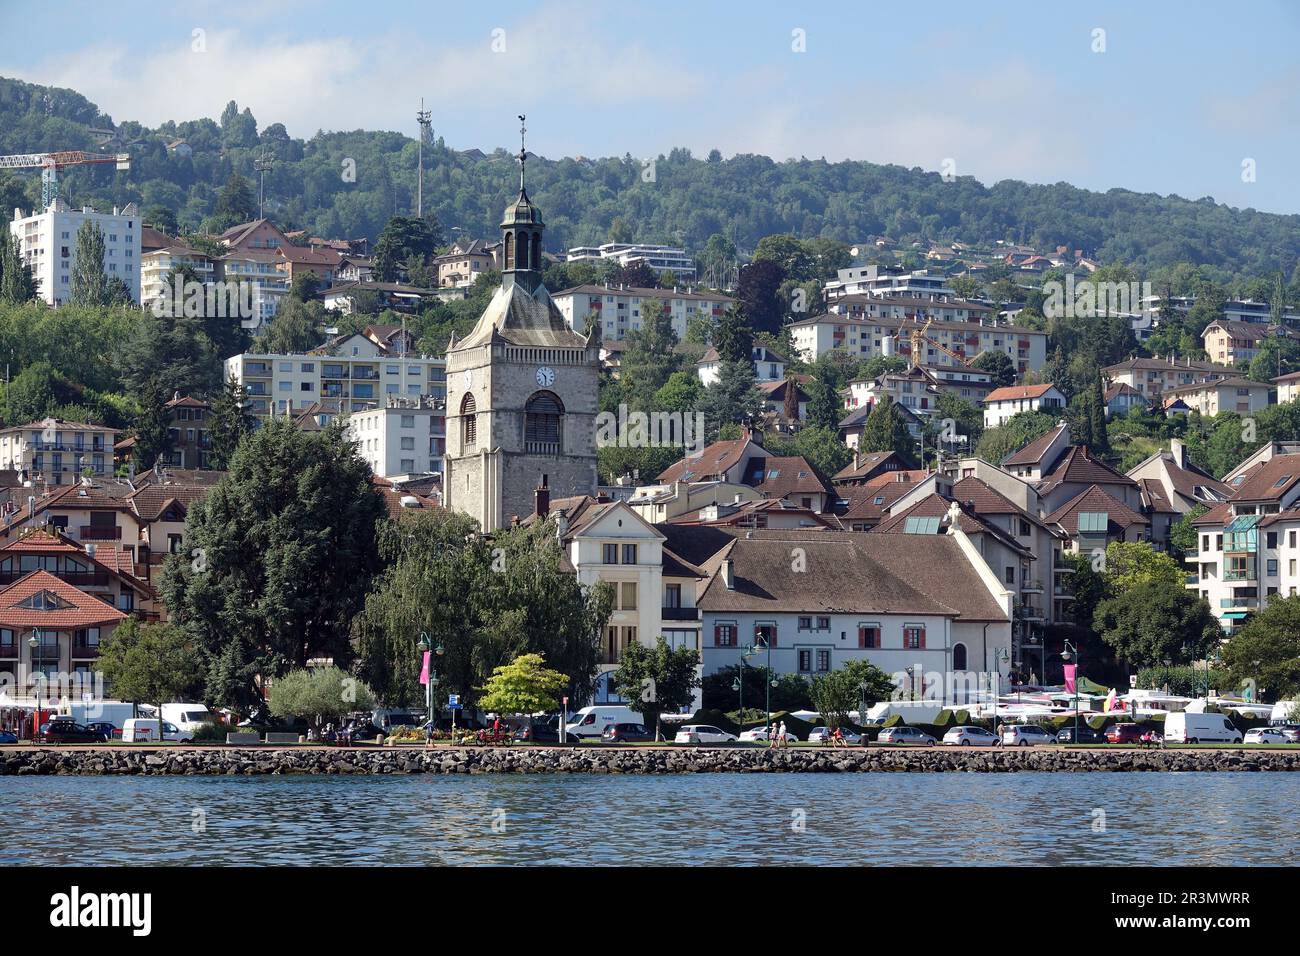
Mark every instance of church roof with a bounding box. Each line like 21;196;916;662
455;282;590;349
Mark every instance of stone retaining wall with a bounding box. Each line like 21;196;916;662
3;745;1300;775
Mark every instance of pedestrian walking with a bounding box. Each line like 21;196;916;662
777;720;788;748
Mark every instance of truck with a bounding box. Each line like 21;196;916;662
564;705;645;739
1164;712;1242;744
56;701;137;731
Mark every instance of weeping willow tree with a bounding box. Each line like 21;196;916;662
355;510;613;708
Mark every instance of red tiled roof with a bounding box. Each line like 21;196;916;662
1224;453;1300;502
1003;423;1068;467
657;438;759;484
752;456;835;500
0;570;128;629
1044;485;1149;533
1037;445;1137;492
983;383;1057;404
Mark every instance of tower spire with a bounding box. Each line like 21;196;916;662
517;114;528;194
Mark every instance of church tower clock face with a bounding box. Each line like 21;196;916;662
535;366;555;387
462;370;472;390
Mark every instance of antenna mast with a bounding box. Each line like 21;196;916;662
254;152;274;218
416;99;432;218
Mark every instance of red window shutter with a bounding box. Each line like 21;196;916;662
714;624;722;646
769;626;777;648
858;626;867;648
918;627;926;649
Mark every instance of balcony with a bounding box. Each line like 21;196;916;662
79;526;122;541
1185;574;1200;585
524;440;561;456
1020;579;1044;594
661;606;699;621
71;644;99;658
352;369;380;381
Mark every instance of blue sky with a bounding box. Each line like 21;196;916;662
3;0;1299;213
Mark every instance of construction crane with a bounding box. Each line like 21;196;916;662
0;151;131;211
901;316;971;368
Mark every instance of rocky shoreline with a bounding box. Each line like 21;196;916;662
3;745;1300;775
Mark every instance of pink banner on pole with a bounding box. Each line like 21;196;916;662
1063;663;1076;693
419;651;431;686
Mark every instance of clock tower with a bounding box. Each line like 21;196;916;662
442;118;600;531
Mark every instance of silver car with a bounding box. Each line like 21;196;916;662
942;726;1001;746
877;726;938;745
1001;725;1056;747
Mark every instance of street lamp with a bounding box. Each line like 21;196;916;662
749;634;775;726
1061;640;1080;741
905;665;915;701
27;628;41;742
415;633;444;743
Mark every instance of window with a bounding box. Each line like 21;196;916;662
622;544;637;565
400;459;415;472
714;623;737;647
401;415;415;428
904;625;926;650
664;584;681;608
400;437;415;450
858;624;880;648
1005;566;1016;584
459;392;476;448
754;623;777;648
816;649;831;672
798;616;812;630
816;616;830;630
1268;559;1279;577
524;391;563;451
619;582;638;610
1268;532;1278;549
798;649;812;673
602;543;618;564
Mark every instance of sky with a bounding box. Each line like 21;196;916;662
2;0;1299;214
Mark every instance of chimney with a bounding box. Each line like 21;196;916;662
721;557;735;590
1170;438;1185;469
534;474;550;518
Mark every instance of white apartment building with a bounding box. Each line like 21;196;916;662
789;313;1049;374
983;384;1067;429
552;283;733;342
9;201;142;305
344;396;445;478
217;250;288;328
567;243;695;279
225;332;446;421
830;294;994;324
1161;377;1272;417
140;243;217;308
0;418;116;482
1103;356;1237;400
824;265;954;301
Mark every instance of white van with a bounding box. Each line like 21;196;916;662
161;703;216;737
122;719;186;743
1164;712;1242;744
565;706;645;739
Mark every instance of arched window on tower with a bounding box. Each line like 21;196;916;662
524;391;563;454
460;392;477;450
530;233;541;270
503;233;514;271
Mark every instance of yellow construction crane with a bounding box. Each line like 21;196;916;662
0;150;131;211
903;315;971;368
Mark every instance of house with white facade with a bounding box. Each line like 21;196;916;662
10;201;142;305
552;284;732;342
344;395;445;478
982;383;1066;429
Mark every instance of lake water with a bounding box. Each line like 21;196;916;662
1;773;1295;866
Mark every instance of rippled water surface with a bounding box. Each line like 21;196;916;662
1;773;1295;866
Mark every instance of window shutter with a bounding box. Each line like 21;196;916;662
714;624;722;646
918;626;926;649
858;626;866;648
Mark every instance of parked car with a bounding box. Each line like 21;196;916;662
1244;728;1289;745
83;721;121;740
807;727;861;744
738;727;800;743
38;719;108;744
1272;724;1300;743
0;730;18;744
1055;725;1106;744
943;726;1001;746
877;726;938;746
121;718;186;743
513;722;574;744
673;724;737;744
601;722;655;743
1001;725;1056;747
1104;722;1147;744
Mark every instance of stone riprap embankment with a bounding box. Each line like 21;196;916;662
3;745;1300;775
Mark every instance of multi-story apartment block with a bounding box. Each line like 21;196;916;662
552;283;733;342
1274;370;1300;403
1161;377;1272;417
161;395;212;470
276;244;341;288
789;314;1048;374
1202;319;1299;367
566;243;695;280
140;242;217;308
1103;356;1237;399
829;294;994;324
217;249;287;327
434;238;500;288
1187;452;1300;634
225;331;446;422
344;395;445;478
823;265;954;301
9;201;142;305
0;419;115;482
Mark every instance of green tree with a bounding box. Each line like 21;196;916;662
374;215;442;282
477;653;569;734
70;221;116;307
214;171;256;225
1102;541;1184;593
1221;595;1300;700
612;636;703;740
96;619;203;721
711;307;752;363
208;375;254;470
1092;581;1220;670
1168;504;1209;556
858;394;913;459
700;359;763;437
619;307;681;408
290;270;322;302
971;349;1016;387
0;233;36;304
254;298;323;353
131;378;174;471
268;666;375;729
159;419;387;713
974;410;1056;463
808;660;895;729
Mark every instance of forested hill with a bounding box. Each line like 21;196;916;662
2;75;1298;279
